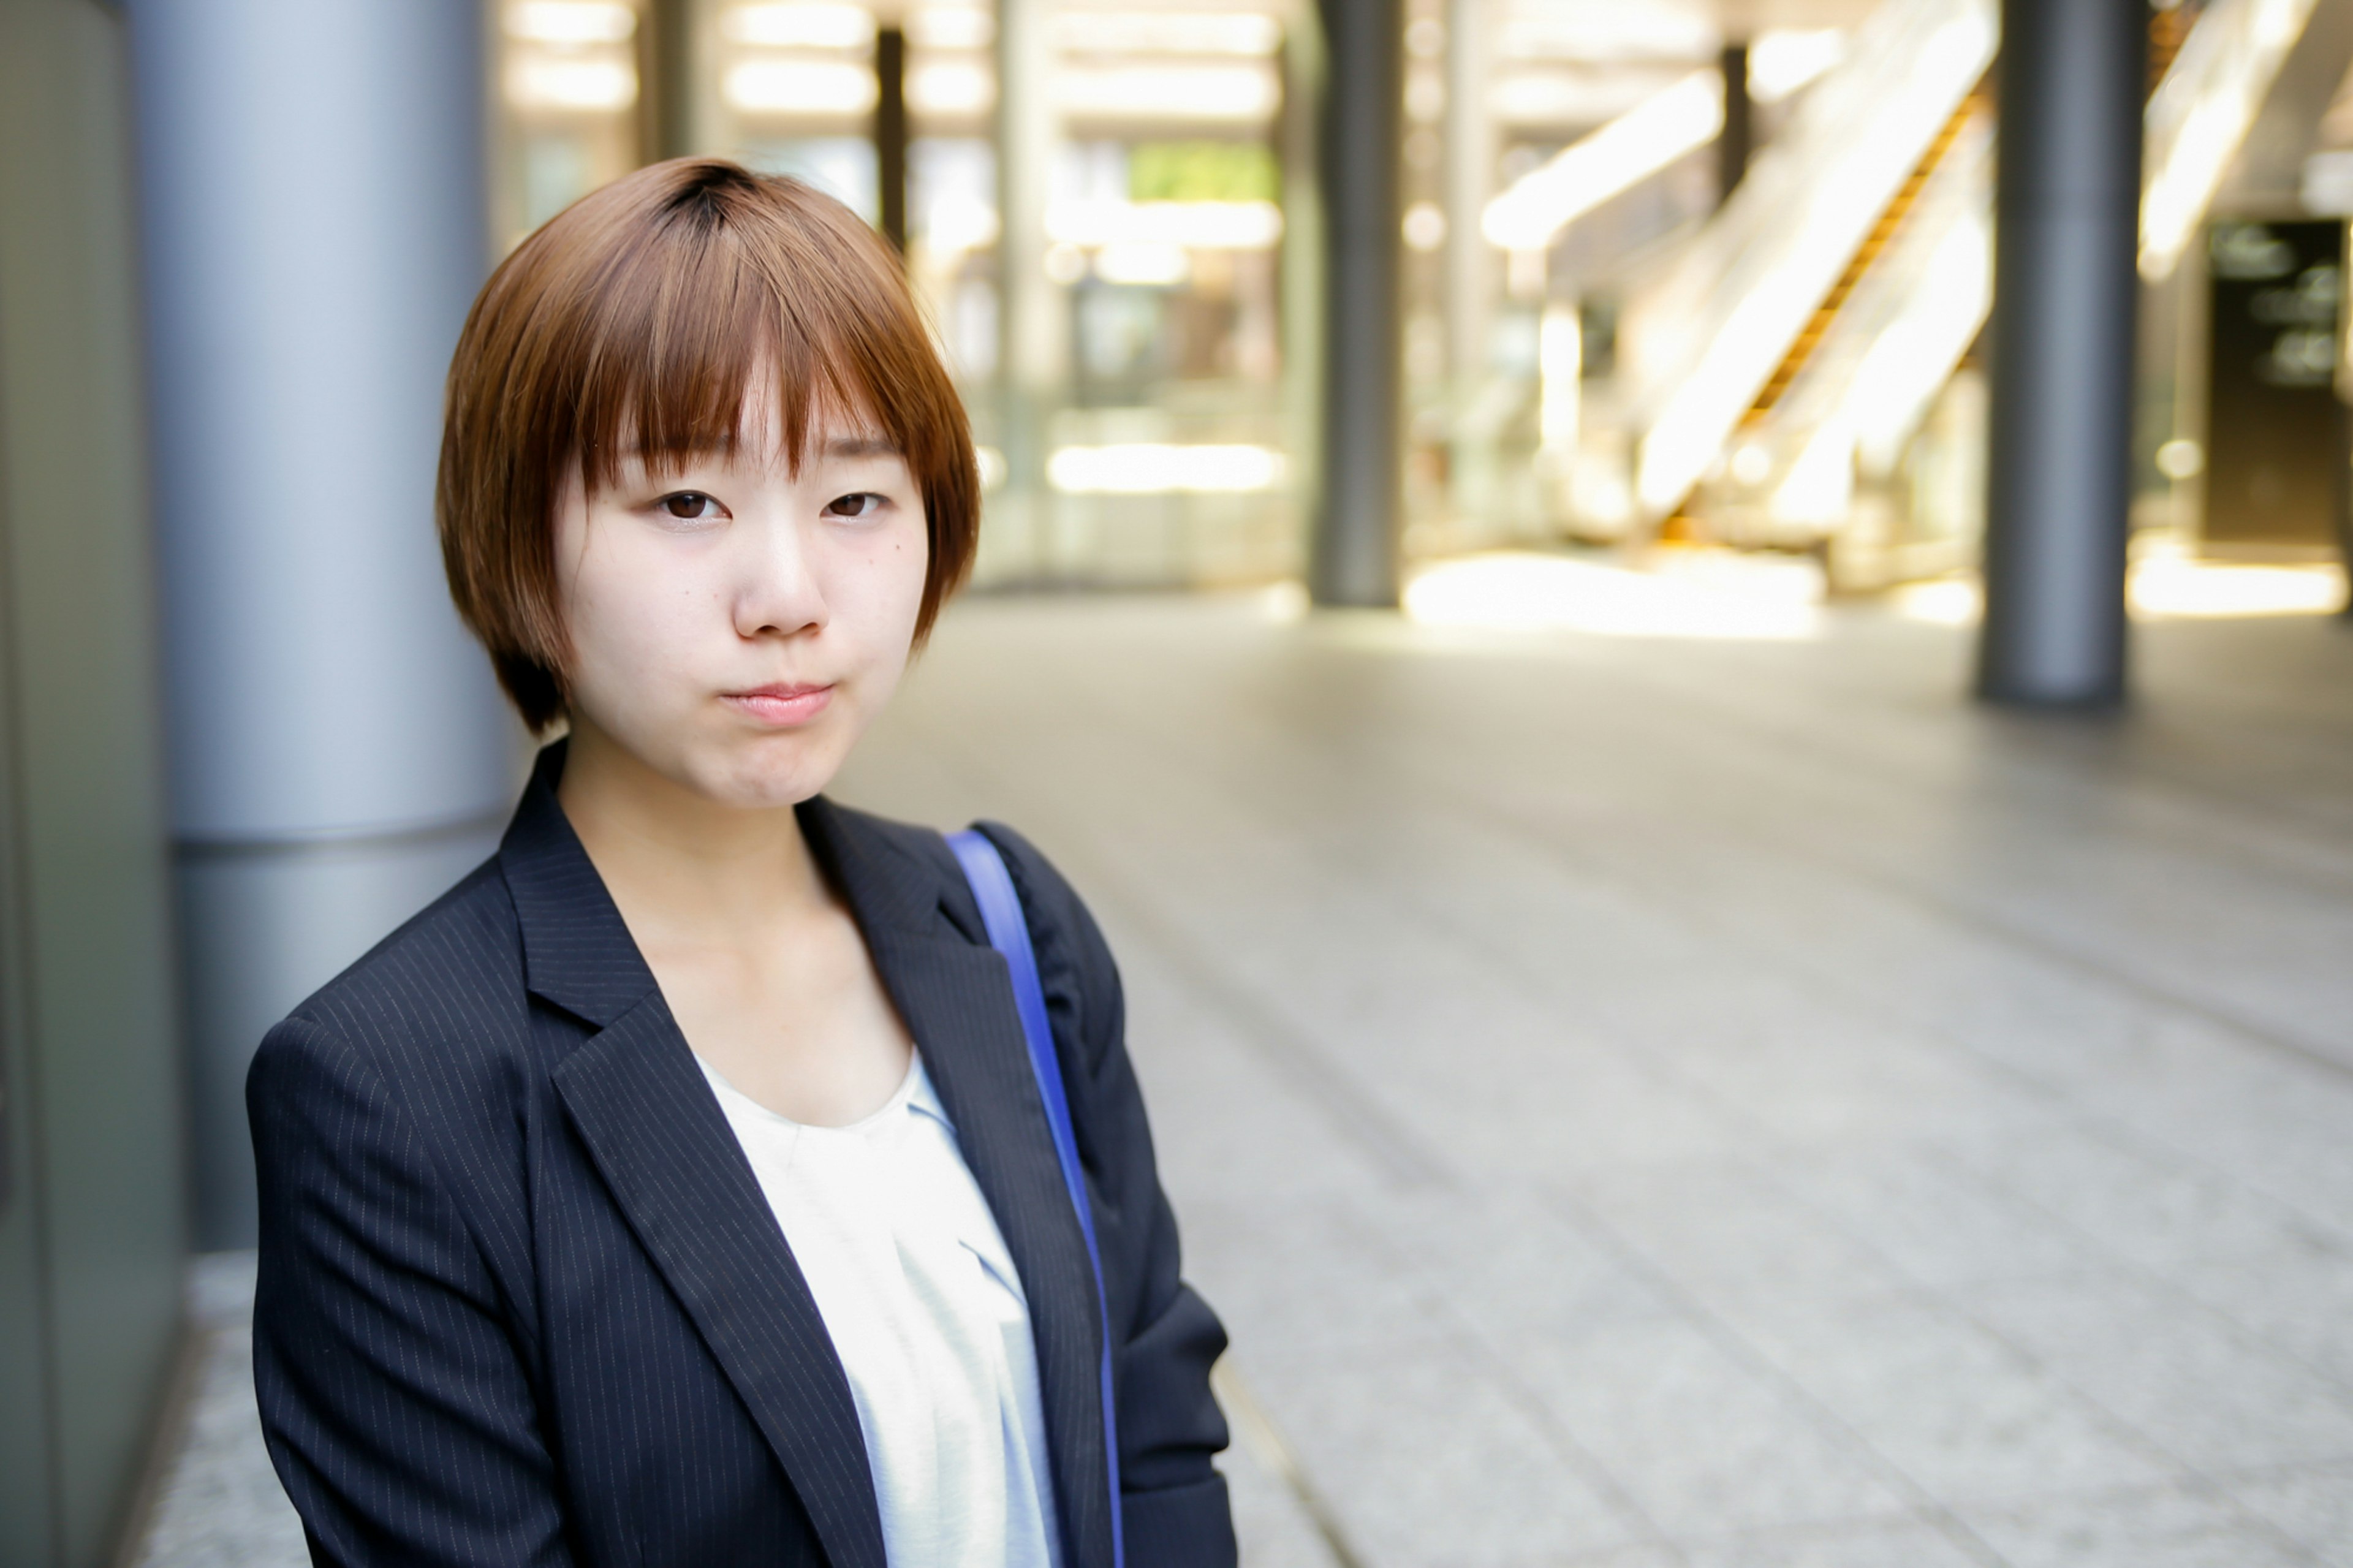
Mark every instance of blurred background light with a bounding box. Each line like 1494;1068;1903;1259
1403;551;1826;639
1897;558;2345;626
506;1;637;44
909;4;995;49
507;55;639;110
1053;63;1281;121
1094;240;1191;286
1495;7;1716;63
909;59;995;114
1481;70;1723;250
1402;200;1448;251
1055;10;1283;56
2130;553;2346;616
1045;197;1282;248
2141;0;2321;279
726;2;877;50
1048;443;1287;494
724;58;879;113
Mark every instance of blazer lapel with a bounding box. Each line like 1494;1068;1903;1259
502;749;885;1568
551;998;885;1568
808;803;1118;1568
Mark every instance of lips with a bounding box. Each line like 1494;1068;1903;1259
719;682;835;725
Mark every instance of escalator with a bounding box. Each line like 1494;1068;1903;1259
1614;0;1998;526
1608;0;2326;580
1681;81;1991;562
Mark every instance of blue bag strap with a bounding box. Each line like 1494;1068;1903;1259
944;828;1126;1568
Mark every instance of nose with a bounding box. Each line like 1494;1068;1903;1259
731;512;828;640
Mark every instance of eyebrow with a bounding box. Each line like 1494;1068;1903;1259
605;432;902;471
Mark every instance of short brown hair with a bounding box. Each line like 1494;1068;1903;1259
437;158;980;731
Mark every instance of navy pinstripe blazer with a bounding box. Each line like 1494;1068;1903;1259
248;744;1235;1568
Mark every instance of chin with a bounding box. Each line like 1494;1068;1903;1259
691;733;846;810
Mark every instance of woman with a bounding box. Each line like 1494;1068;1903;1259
248;159;1233;1568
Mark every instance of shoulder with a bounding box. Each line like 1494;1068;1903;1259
251;855;531;1102
815;796;1107;960
970;818;1127;1062
816;795;971;892
971;819;1101;951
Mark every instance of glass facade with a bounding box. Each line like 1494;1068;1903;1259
493;0;1304;591
489;0;2353;596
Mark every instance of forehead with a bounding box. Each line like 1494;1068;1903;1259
615;379;899;477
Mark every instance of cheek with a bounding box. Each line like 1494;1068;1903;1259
884;518;930;619
561;528;710;690
839;517;930;644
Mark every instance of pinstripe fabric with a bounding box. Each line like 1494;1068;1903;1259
248;743;1235;1568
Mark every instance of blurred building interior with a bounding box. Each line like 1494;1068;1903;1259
4;0;2353;1564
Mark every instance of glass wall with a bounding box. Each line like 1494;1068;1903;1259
495;1;647;249
491;2;2353;599
493;0;1304;591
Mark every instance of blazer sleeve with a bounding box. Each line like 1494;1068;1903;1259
248;1015;574;1568
979;824;1238;1568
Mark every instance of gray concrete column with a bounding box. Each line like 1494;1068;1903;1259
129;0;520;1247
1978;0;2146;707
1311;0;1406;607
1;3;186;1560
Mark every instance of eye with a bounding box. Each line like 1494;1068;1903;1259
824;492;887;520
658;491;721;521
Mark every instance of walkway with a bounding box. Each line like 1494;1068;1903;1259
138;585;2353;1567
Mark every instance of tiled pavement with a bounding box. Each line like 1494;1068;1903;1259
136;589;2353;1567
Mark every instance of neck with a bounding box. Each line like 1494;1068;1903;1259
555;721;828;939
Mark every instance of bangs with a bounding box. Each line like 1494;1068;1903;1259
438;159;981;731
565;184;919;490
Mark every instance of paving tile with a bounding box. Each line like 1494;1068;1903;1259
133;1327;304;1568
1219;1441;1342;1568
1562;1161;1911;1311
1760;1146;2097;1292
1181;1194;1445;1369
1118;949;1403;1206
1934;1122;2341;1271
2162;1238;2353;1392
1378;1184;1676;1344
142;603;2353;1565
1721;1297;2179;1507
1960;1486;2317;1568
2226;1461;2353;1568
1245;1341;1644;1567
1559;1548;1684;1568
1504;1317;1914;1537
1404;1047;1752;1183
1963;1273;2353;1472
1675;1516;1991;1568
2079;1012;2353;1210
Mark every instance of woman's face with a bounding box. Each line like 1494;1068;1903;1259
553;395;929;809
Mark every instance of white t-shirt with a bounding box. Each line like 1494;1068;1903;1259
697;1051;1063;1568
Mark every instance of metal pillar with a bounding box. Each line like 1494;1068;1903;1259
130;0;520;1247
876;25;909;254
1718;42;1752;203
1978;0;2146;707
1311;0;1406;607
640;0;699;163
